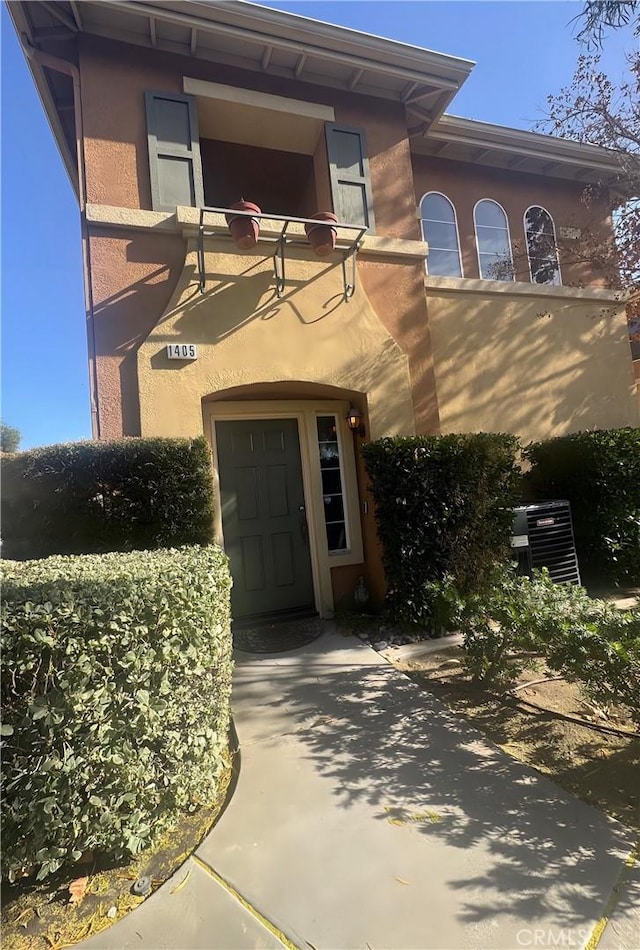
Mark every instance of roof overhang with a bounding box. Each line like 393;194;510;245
413;114;630;187
10;0;475;124
7;0;81;196
9;1;628;196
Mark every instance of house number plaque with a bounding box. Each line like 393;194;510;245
166;344;198;360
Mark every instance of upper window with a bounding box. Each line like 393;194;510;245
420;193;463;277
524;206;562;285
474;199;514;280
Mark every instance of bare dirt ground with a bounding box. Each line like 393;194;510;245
393;646;640;830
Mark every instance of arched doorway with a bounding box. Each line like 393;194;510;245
203;383;367;621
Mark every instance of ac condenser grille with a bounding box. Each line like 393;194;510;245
524;501;581;585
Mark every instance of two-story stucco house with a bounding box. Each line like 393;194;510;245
9;0;639;621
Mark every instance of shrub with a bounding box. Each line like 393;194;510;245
546;609;640;724
1;545;233;882
524;428;640;587
462;567;604;690
461;567;640;723
361;434;521;627
1;437;215;560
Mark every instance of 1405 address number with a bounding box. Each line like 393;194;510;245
166;344;198;360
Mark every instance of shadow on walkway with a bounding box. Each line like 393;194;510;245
230;632;632;933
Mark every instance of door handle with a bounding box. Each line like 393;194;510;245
299;505;308;545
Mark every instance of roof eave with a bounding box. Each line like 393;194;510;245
204;1;476;82
8;2;80;202
412;113;627;183
92;0;474;123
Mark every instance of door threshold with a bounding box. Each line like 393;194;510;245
232;607;318;631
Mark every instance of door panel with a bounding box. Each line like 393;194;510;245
272;532;295;587
216;418;315;619
236;467;259;520
266;465;289;517
240;535;265;592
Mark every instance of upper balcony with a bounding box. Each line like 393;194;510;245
145;79;377;241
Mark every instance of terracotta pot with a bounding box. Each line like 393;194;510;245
305;211;339;257
225;200;261;249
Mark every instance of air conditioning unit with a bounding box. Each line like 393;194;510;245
511;500;581;585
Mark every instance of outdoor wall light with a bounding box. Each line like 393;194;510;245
346;407;365;436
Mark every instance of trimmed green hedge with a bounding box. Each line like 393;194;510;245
362;434;521;627
1;545;233;882
0;437;215;560
524;428;640;586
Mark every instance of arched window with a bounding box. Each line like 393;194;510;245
524;206;562;285
474;199;514;280
420;192;463;277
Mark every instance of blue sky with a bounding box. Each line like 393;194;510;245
1;1;635;449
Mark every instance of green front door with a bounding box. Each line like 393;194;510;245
216;418;315;620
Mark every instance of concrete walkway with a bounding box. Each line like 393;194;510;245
85;629;638;950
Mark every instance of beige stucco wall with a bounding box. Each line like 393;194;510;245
426;278;639;442
136;241;415;440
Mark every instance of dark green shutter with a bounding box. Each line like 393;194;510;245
325;123;375;231
145;91;204;211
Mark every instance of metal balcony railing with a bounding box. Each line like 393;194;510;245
197;206;368;301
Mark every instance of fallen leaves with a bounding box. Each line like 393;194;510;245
68;877;88;905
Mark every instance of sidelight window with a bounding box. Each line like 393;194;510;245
316;415;348;553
